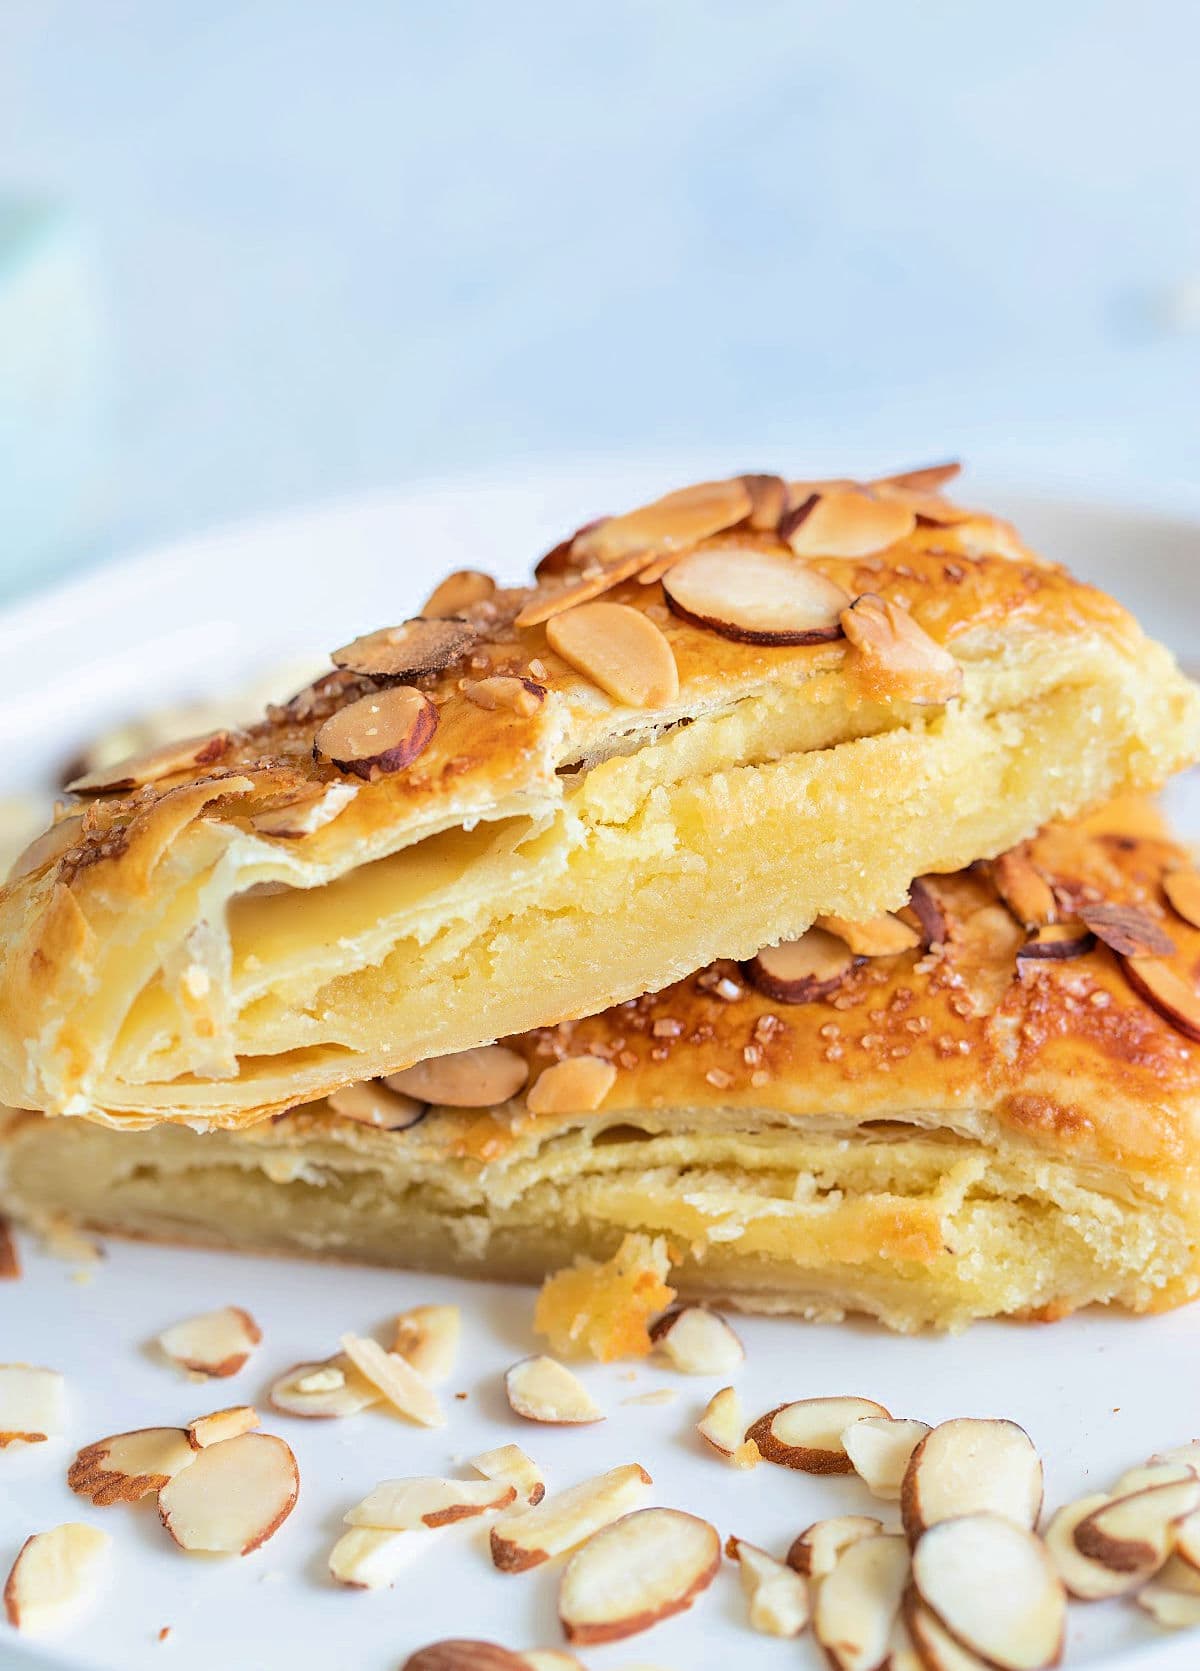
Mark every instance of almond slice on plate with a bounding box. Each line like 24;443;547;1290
1118;957;1200;1042
516;549;661;628
992;850;1058;929
3;1524;110;1634
558;1507;720;1645
545;601;679;709
843;1418;931;1501
840;594;963;704
158;1431;299;1555
663;548;851;645
1135;1552;1200;1626
67;730;229;794
783;489;916;558
158;1306;262;1378
726;1537;811;1637
787;1515;885;1579
268;1353;381;1418
1164;870;1200;930
747;1396;890;1473
0;1364;65;1447
339;1333;444;1427
329;1526;425;1589
901;1419;1044;1540
505;1356;603;1425
314;686;438;779
574;477;752;566
332;618;476;681
744;928;862;1003
471;1444;546;1506
1016;923;1095;964
904;1598;991;1671
697;1386;760;1468
526;1055;617;1115
911;1514;1066;1671
490;1464;652;1573
1079;902;1176;958
812;1532;910;1671
402;1643;531;1671
1112;1460;1199;1495
386;1045;528;1108
1148;1440;1200;1472
186;1405;259;1449
422;570;496;619
327;1080;427;1131
1073;1477;1200;1573
251;781;358;838
1169;1507;1200;1573
815;912;921;958
392;1305;460;1383
68;1426;197;1505
649;1307;743;1375
1043;1493;1142;1600
345;1476;516;1530
521;1653;587;1671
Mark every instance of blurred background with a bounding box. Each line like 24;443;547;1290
2;0;1200;596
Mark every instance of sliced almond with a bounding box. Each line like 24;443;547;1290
787;1515;885;1579
905;877;951;948
904;1598;991;1671
516;548;661;628
911;1514;1065;1671
314;685;438;778
268;1353;381;1418
402;1643;529;1671
558;1506;720;1645
158;1430;299;1555
8;813;86;882
812;1532;910;1671
386;1045;528;1108
422;570;496;618
464;675;547;716
649;1307;743;1375
186;1405;259;1449
545;601;679;709
67;729;229;794
1079;902;1175;958
992;849;1058;928
0;1219;19;1280
339;1333;444;1427
741;472;788;530
505;1356;603;1425
250;781;357;838
815;912;921;958
1043;1493;1141;1600
841;593;963;704
573;477;752;566
1120;957;1200;1041
1150;1441;1200;1472
471;1443;546;1506
1073;1477;1200;1573
526;1056;616;1115
327;1079;427;1131
783;488;915;558
663;547;851;645
744;928;861;1003
392;1305;460;1383
345;1476;515;1530
0;1364;65;1447
3;1524;110;1633
1016;923;1095;964
843;1418;932;1501
330;1526;425;1589
747;1396;891;1473
490;1463;652;1573
727;1537;810;1637
1137;1571;1200;1628
697;1386;760;1468
1164;870;1200;930
1113;1460;1199;1495
901;1419;1043;1540
158;1306;261;1379
874;461;962;496
1170;1507;1200;1574
332;618;476;681
69;1426;196;1505
520;1654;586;1671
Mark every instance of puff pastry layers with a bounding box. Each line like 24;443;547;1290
6;800;1200;1331
1;467;1198;1129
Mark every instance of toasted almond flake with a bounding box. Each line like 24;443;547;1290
329;1526;424;1589
332;617;476;681
490;1464;652;1573
546;601;679;709
663;547;851;645
8;814;86;881
726;1537;810;1637
992;849;1058;928
815;912;922;958
901;1419;1043;1541
812;1532;910;1671
843;1417;931;1501
745;928;861;1004
1016;922;1095;964
786;1515;885;1579
741;472;788;531
784;488;915;558
841;593;963;704
904;1598;991;1671
346;1476;515;1530
558;1507;720;1645
1043;1493;1141;1600
1164;869;1200;930
747;1396;889;1474
67;730;229;794
0;1364;64;1447
268;1353;381;1418
649;1307;743;1376
873;461;963;496
516;549;661;628
314;685;438;778
3;1524;110;1634
527;1055;617;1115
1120;956;1200;1041
696;1386;760;1468
386;1045;528;1108
506;1356;603;1425
1080;902;1176;958
471;1444;546;1506
402;1643;530;1671
158;1306;261;1379
186;1406;259;1449
0;1219;19;1280
339;1333;444;1427
1073;1477;1200;1573
158;1431;298;1555
392;1305;460;1383
327;1080;427;1130
68;1426;196;1505
250;781;357;838
573;477;752;566
422;570;496;618
464;675;547;716
911;1514;1065;1671
1113;1460;1198;1495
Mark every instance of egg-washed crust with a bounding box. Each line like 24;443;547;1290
1;466;1198;1129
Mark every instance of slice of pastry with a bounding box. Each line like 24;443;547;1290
6;797;1200;1332
1;464;1198;1129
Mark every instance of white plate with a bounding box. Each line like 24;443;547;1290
2;469;1200;1671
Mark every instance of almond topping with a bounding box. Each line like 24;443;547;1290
250;781;358;839
386;1045;528;1108
787;1515;884;1579
3;1524;110;1634
8;814;86;881
187;1405;260;1449
663;547;851;645
464;675;547;716
1043;1493;1140;1600
812;1531;910;1671
505;1356;603;1425
697;1386;761;1468
649;1307;743;1375
741;472;788;531
392;1305;460;1383
841;593;963;704
902;1419;1044;1541
516;548;661;628
471;1443;546;1506
911;1514;1065;1671
744;928;862;1004
783;488;915;558
490;1464;652;1573
1079;902;1175;958
1016;922;1095;964
422;570;496;618
747;1396;891;1473
558;1507;720;1645
345;1476;516;1530
526;1055;616;1115
327;1080;427;1130
157;1306;261;1379
727;1537;810;1637
1164;869;1200;930
1119;956;1200;1041
67;729;229;794
545;601;679;709
815;912;922;958
314;685;438;778
842;1417;932;1501
1073;1477;1200;1573
403;1643;529;1671
0;1219;19;1280
905;876;951;948
268;1353;381;1418
332;617;476;681
330;1527;427;1590
158;1431;299;1555
873;461;962;496
992;849;1058;928
338;1333;444;1427
0;1364;65;1447
68;1426;196;1505
573;477;752;566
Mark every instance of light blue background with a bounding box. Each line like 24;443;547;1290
2;0;1200;574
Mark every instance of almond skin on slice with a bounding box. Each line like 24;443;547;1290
392;1305;460;1383
329;1527;425;1589
901;1419;1044;1541
787;1515;885;1579
815;912;922;958
1079;902;1175;958
1118;956;1200;1042
332;617;476;681
843;1418;932;1501
904;1597;991;1671
422;570;496;618
0;1364;65;1447
490;1464;652;1574
339;1333;444;1427
327;1080;427;1131
268;1353;381;1418
992;849;1058;929
471;1443;546;1506
402;1643;530;1671
186;1405;259;1449
1169;1506;1200;1574
526;1055;617;1115
386;1045;528;1108
905;877;951;948
345;1476;516;1530
573;477;753;567
1164;870;1200;930
697;1386;761;1468
747;1396;890;1473
663;547;851;645
840;593;963;705
314;686;438;778
505;1356;603;1425
1072;1477;1200;1573
1016;923;1095;965
649;1307;743;1375
812;1531;910;1671
157;1306;262;1378
1112;1460;1199;1495
1042;1493;1143;1600
726;1537;811;1637
911;1514;1066;1671
3;1524;110;1634
783;488;916;558
158;1430;299;1555
545;601;679;709
67;729;229;794
744;927;863;1003
558;1507;720;1645
68;1426;197;1505
0;1219;19;1280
